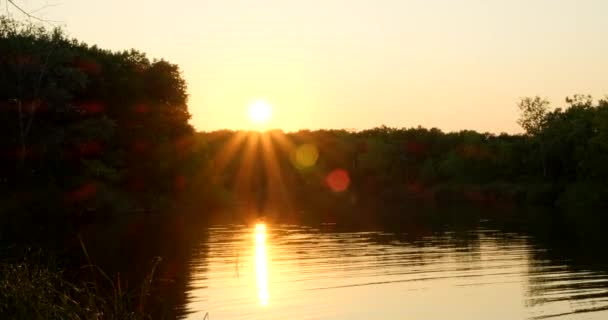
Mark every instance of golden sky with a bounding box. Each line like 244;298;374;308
18;0;608;133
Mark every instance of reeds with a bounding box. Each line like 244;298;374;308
0;243;163;320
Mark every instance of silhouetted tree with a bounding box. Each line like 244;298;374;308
0;17;196;221
517;96;551;177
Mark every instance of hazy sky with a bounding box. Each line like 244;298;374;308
15;0;608;133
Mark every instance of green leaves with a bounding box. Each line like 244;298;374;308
0;16;194;216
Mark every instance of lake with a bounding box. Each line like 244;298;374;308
109;220;603;320
76;213;608;320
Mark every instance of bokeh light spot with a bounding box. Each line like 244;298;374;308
326;169;350;192
294;144;319;169
134;103;149;114
78;102;104;114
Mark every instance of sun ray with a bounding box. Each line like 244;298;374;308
260;132;294;217
234;132;261;215
268;130;297;159
208;129;327;221
211;130;249;175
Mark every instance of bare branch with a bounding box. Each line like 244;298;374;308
6;0;61;24
30;2;61;15
7;0;43;21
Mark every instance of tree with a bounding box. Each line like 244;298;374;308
565;94;593;108
517;96;551;177
517;96;550;136
0;17;194;218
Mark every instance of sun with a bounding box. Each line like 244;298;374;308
248;100;273;124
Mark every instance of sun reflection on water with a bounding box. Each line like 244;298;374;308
254;223;269;306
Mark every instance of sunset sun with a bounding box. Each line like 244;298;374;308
248;100;273;124
5;2;607;320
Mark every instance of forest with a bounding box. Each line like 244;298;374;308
1;17;607;235
2;15;608;320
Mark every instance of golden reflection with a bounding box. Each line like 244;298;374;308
254;223;270;306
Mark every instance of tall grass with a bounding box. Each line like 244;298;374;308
0;244;162;320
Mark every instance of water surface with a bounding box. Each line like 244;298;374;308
177;223;608;320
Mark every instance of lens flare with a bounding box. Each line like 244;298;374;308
293;143;319;169
326;169;350;192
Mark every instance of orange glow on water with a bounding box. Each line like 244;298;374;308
254;223;270;306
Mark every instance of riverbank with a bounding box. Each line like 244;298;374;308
0;247;160;320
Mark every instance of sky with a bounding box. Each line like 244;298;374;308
10;0;608;133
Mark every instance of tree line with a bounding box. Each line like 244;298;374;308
1;17;606;233
196;94;608;224
0;17;203;231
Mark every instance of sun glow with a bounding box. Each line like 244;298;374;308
254;223;270;306
248;100;273;124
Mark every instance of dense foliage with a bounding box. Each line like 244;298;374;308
1;17;606;229
0;17;201;226
1;16;607;320
196;96;608;222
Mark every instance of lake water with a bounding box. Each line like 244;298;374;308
154;222;608;320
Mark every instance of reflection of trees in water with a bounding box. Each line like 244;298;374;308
153;218;210;319
366;222;608;319
77;214;209;319
523;224;608;319
268;223;496;284
318;220;608;320
77;216;608;319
